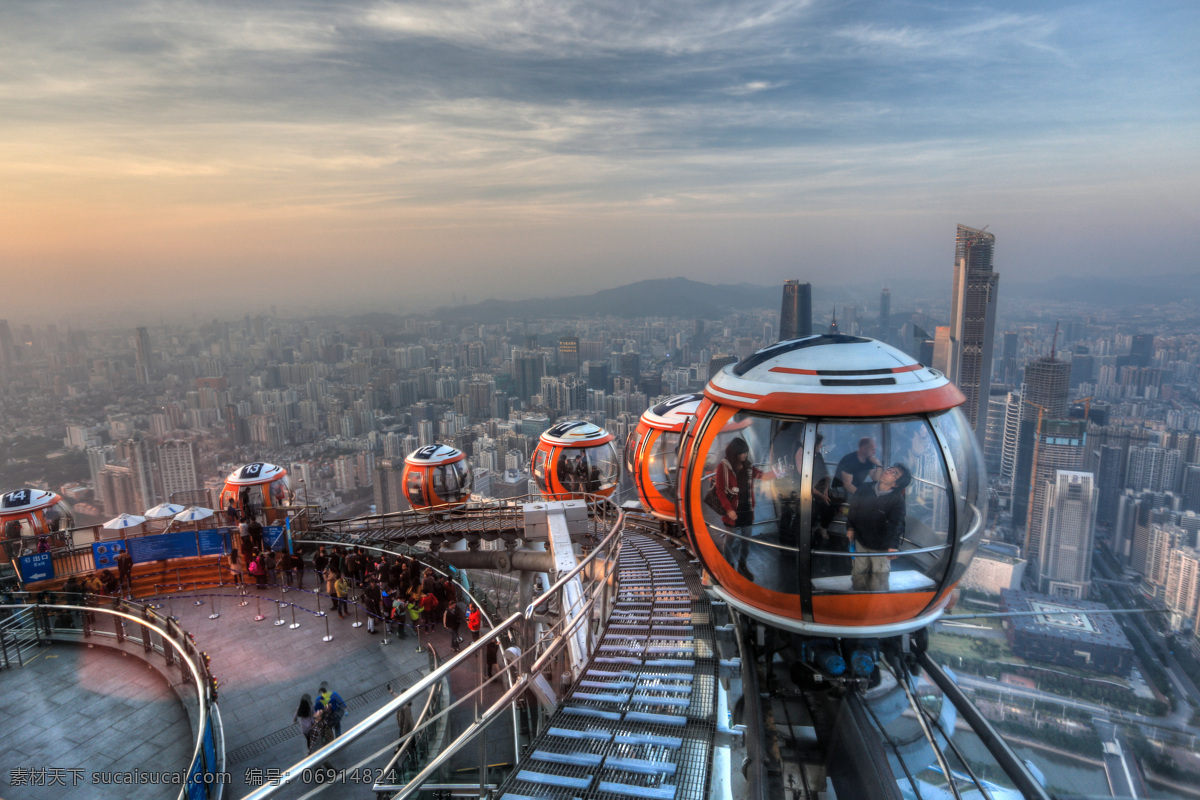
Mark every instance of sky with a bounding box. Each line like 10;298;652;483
2;0;1198;322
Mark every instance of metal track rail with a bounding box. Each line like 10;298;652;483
494;532;718;800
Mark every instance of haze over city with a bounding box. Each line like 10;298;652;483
2;0;1198;323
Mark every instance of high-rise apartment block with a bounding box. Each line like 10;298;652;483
558;337;580;375
1038;470;1097;598
779;280;812;341
158;439;198;502
1165;547;1200;631
949;225;1000;442
1024;419;1087;572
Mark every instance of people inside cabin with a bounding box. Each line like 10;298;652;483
714;437;766;580
3;520;22;560
836;437;883;495
846;463;911;592
557;451;584;494
225;498;240;526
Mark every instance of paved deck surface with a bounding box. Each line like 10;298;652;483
0;640;192;800
0;578;494;799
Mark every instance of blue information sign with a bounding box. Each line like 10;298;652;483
263;525;286;551
128;531;199;564
197;528;230;556
92;540;127;570
18;552;54;583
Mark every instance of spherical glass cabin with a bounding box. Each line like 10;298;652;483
1;489;75;559
402;445;473;512
219;462;293;524
626;394;703;521
677;335;987;637
532;421;621;500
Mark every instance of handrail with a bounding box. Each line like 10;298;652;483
376;644;444;784
0;601;219;800
241;618;521;800
525;494;623;617
242;494;625;800
389;545;617;800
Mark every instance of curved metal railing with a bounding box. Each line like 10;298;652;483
0;597;225;800
240;494;625;800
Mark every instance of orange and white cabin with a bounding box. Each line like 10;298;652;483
677;334;987;637
626;393;702;521
219;462;293;524
402;445;473;512
1;489;75;560
533;421;621;501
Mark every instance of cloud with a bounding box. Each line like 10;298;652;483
0;0;1197;317
364;0;815;56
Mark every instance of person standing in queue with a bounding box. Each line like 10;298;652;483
467;602;482;643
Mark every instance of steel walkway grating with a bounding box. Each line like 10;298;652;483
498;531;716;800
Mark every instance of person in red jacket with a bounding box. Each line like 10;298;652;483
419;591;439;634
467;602;482;642
714;437;765;580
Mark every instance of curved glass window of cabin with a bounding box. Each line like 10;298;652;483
811;418;952;599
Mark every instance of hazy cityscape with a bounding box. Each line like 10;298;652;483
3;1;1199;798
3;223;1200;794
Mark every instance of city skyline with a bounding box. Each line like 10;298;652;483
2;1;1198;320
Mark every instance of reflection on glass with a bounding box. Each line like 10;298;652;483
694;411;957;602
648;432;681;500
405;471;424;507
816;418;951;595
624;431;642;479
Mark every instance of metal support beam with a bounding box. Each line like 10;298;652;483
917;650;1052;800
437;548;557;574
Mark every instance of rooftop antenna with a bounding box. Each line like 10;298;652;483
1050;322;1060;361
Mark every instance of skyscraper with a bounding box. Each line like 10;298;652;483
126;437;161;511
135;326;153;385
779;280;812;341
513;351;546;401
878;288;891;343
1024;419;1087;573
158;439;199;502
949;225;1000;441
558;337;580;375
1038;470;1097;598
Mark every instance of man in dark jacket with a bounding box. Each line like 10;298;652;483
846;463;911;592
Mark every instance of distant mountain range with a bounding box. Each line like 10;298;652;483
338;272;1198;329
433;278;780;323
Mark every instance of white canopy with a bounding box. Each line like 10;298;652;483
173;506;215;523
144;502;186;518
102;513;146;529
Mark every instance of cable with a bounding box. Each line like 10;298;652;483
860;685;926;800
887;659;963;800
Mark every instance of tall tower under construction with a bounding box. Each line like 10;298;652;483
779;280;812;341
